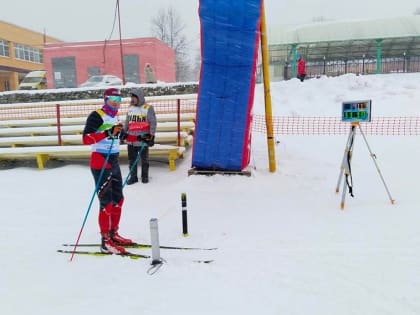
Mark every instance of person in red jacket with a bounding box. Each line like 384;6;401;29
82;88;133;254
297;55;306;82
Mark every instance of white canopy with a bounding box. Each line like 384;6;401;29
269;16;420;44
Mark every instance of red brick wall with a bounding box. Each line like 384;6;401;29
44;38;176;88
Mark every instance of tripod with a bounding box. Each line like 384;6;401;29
335;122;395;209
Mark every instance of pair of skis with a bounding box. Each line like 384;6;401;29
58;242;216;263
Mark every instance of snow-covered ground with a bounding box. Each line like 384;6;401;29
1;73;420;315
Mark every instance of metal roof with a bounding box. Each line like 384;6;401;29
268;16;420;61
269;16;420;44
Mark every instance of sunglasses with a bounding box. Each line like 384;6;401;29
108;95;122;102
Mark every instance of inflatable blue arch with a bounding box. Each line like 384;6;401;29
191;0;262;172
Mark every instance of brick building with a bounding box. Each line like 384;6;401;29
0;20;62;91
44;38;176;89
0;19;176;91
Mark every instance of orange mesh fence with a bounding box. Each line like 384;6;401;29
252;115;420;136
0;96;197;121
1;97;419;136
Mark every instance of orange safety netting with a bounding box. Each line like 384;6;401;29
1;99;419;136
252;115;420;136
0;98;197;121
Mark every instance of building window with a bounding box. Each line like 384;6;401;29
14;43;43;63
124;54;140;83
52;56;77;88
0;39;9;57
87;67;100;77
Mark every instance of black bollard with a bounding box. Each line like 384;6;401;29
181;193;188;237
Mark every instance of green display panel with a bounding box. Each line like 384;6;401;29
342;100;372;123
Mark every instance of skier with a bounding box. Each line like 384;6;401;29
123;88;157;184
82;88;133;254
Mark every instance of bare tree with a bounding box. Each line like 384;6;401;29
191;50;201;82
151;7;191;81
414;7;420;15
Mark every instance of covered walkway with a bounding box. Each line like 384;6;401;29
266;16;420;79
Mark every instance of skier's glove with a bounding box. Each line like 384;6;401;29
137;134;154;147
145;135;155;147
119;130;128;141
104;124;122;139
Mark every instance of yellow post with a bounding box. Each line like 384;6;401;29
36;154;49;170
260;0;276;172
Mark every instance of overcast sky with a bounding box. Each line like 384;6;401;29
1;0;419;44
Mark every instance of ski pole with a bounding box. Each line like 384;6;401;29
70;137;115;262
122;142;147;187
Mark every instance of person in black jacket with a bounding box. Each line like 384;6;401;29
82;88;133;254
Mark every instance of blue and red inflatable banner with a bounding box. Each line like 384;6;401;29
192;0;262;171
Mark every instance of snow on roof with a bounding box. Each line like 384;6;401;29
269;16;420;45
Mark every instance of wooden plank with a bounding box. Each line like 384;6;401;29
0;113;196;128
0;121;195;137
0;95;197;121
0;117;83;128
188;167;251;177
0;144;185;171
0;125;83;137
0;132;191;147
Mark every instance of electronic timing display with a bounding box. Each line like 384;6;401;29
341;100;372;123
